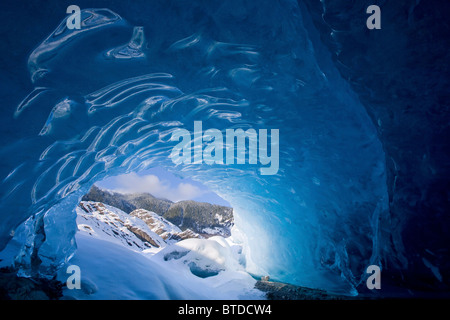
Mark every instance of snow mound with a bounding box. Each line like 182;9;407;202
155;237;244;279
59;232;263;300
58;202;263;299
58;233;198;299
161;239;221;276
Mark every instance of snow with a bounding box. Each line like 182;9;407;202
76;201;166;250
202;227;229;237
58;233;193;299
149;237;264;300
155;237;240;277
58;233;264;300
57;203;265;300
130;208;183;243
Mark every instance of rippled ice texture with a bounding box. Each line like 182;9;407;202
0;0;389;295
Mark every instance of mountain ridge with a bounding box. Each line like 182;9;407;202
82;185;234;237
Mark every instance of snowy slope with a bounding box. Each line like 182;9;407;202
59;233;201;299
130;208;202;243
63;201;264;299
77;201;166;251
59;232;264;300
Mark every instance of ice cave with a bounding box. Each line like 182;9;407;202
0;0;449;299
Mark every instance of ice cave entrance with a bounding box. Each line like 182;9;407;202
65;167;267;299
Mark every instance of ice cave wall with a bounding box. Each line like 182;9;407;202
302;0;450;292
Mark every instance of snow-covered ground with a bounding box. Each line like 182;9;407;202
56;202;265;300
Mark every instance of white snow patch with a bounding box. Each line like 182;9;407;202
60;233;264;300
60;203;265;300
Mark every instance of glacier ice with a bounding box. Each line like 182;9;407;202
302;0;450;293
3;0;432;296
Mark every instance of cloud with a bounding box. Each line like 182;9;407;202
108;172;207;202
177;182;204;200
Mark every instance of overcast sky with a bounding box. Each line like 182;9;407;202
95;167;230;206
